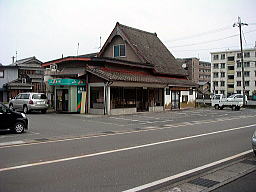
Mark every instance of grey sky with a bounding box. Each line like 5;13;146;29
0;0;255;65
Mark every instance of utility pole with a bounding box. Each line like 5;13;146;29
233;16;248;106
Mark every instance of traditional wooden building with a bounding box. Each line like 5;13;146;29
43;23;196;114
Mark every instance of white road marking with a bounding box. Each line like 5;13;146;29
0;124;255;172
122;150;253;192
1;114;256;149
0;141;25;146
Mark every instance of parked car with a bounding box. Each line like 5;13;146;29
9;93;48;114
252;129;256;156
0;102;28;133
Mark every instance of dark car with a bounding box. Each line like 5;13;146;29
0;102;28;133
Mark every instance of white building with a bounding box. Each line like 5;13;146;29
211;48;256;97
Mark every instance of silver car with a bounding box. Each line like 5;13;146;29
9;93;48;114
252;130;256;156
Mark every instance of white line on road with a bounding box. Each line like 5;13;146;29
1;114;256;149
0;124;255;172
122;150;253;192
0;141;25;146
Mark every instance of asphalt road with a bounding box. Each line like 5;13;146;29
0;108;256;192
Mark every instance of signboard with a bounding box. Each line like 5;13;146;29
48;79;86;86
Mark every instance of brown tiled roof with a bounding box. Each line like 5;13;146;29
100;23;187;76
87;66;196;87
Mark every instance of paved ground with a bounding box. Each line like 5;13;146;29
212;170;256;192
0;108;256;192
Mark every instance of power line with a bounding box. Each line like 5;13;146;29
166;26;232;42
167;29;256;48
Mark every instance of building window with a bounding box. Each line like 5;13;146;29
215;90;218;94
255;81;256;86
221;54;225;60
166;88;170;95
220;90;225;94
213;72;219;78
213;64;219;69
213;81;218;87
189;89;193;95
245;81;250;86
22;78;26;84
0;70;4;78
113;44;126;57
220;63;225;69
237;81;241;87
220;81;225;86
237;61;241;68
221;72;225;78
227;56;234;61
237;90;241;94
244;62;250;67
244;52;250;58
244;71;250;77
213;55;219;60
237;71;241;77
237;53;242;58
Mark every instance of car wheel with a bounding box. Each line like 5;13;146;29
13;122;25;134
23;105;29;114
214;104;219;109
41;109;47;114
9;103;14;111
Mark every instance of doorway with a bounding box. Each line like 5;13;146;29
56;89;69;112
171;91;180;109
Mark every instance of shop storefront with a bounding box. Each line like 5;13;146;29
48;79;86;113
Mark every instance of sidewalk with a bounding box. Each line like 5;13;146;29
156;154;256;192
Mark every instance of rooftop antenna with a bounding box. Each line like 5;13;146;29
98;36;102;49
15;51;17;61
12;56;15;64
77;43;79;56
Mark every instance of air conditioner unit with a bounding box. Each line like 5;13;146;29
22;78;26;84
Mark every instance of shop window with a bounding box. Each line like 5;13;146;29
110;87;136;109
90;87;104;109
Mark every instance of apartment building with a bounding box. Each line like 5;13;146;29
211;48;256;97
178;58;211;84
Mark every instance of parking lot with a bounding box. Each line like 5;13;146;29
1;108;256;144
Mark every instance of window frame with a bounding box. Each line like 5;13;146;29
113;44;126;58
0;69;4;78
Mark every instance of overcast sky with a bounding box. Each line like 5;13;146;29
0;0;256;65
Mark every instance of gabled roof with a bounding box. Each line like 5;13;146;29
8;56;42;67
98;22;186;77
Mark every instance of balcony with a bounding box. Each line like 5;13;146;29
227;88;234;93
227;61;235;65
227;70;235;74
227;79;234;84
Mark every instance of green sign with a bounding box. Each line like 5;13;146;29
48;79;86;86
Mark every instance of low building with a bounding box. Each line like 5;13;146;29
43;23;197;114
211;48;256;97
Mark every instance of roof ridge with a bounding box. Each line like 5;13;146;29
117;22;157;36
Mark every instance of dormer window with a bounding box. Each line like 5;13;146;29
113;44;126;57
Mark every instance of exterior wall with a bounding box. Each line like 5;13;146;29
102;35;141;63
164;87;172;109
178;58;200;83
0;67;18;87
199;61;211;83
110;108;137;115
211;48;256;96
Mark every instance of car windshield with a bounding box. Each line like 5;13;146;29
32;94;47;99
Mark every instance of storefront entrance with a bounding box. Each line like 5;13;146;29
56;89;69;112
